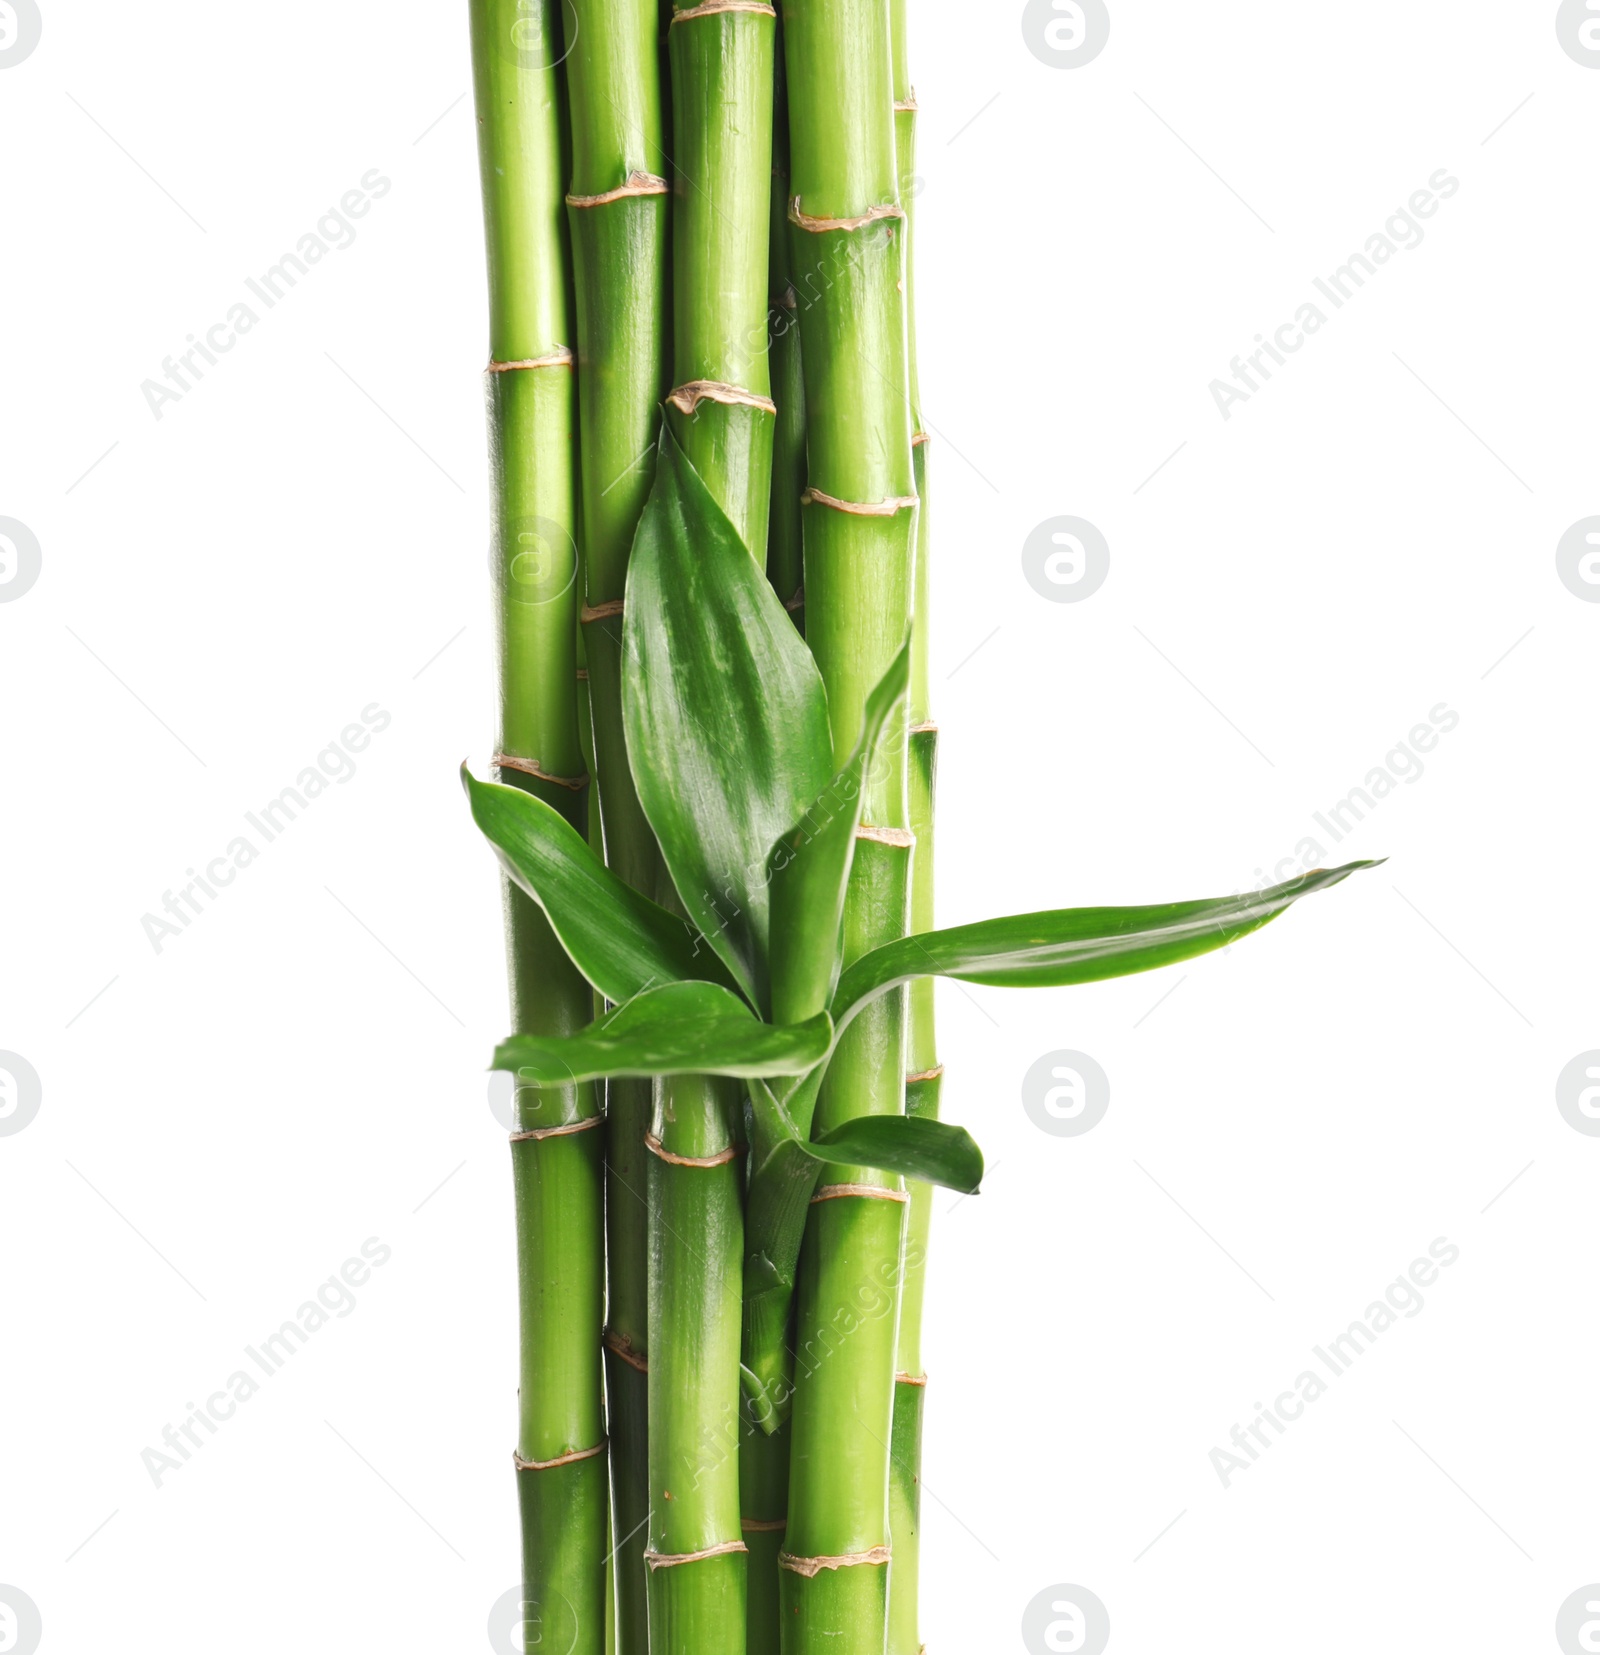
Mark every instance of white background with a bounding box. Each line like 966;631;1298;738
3;3;1597;1651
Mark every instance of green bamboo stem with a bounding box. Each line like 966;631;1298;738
741;1412;791;1654
645;11;777;1655
888;8;938;1649
557;8;674;1650
745;35;803;1639
665;0;777;554
470;2;606;1649
765;26;805;626
779;2;916;1649
646;1075;748;1654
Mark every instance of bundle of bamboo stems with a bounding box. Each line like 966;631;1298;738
464;4;1372;1653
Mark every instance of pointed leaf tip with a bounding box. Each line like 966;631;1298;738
831;859;1379;1032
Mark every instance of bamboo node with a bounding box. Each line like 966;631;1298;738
855;824;915;848
912;430;931;448
566;172;670;208
488;348;574;372
778;1545;891;1577
514;1441;606;1471
666;380;778;417
810;1183;909;1206
671;0;776;20
509;1114;604;1142
740;1517;787;1533
644;1539;749;1570
784;585;805;613
894;96;919;112
789;196;906;234
603;1329;649;1374
894;1371;929;1387
908;720;938;734
905;1066;945;1084
645;1132;746;1169
801;486;918;517
580;599;625;623
494;754;589;791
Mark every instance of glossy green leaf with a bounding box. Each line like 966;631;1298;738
623;429;834;1012
493;982;833;1084
462;765;735;1005
806;1115;982;1193
832;862;1381;1033
767;638;911;1025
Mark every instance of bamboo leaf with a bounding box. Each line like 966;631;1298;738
805;1115;982;1193
462;765;735;1005
767;638;911;1024
494;982;833;1084
623;429;835;1012
832;862;1382;1032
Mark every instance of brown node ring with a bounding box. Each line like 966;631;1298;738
856;824;915;848
778;1545;892;1578
603;1329;649;1374
666;380;778;417
801;486;919;517
644;1539;749;1570
493;754;589;792
514;1441;607;1471
671;0;776;19
510;1115;604;1143
488;348;574;372
567;172;670;208
810;1183;909;1206
789;197;906;235
645;1132;745;1169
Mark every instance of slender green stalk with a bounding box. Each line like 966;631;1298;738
780;9;917;1648
557;8;673;1649
887;9;937;1650
765;27;805;626
646;1075;748;1653
745;37;803;1645
741;1412;790;1654
470;2;605;1649
646;10;776;1655
665;0;777;555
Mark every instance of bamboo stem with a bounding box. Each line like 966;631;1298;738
646;11;776;1655
779;2;916;1648
765;27;805;625
741;1411;791;1654
557;7;674;1648
647;1076;749;1654
470;2;605;1649
665;0;777;551
888;7;937;1648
